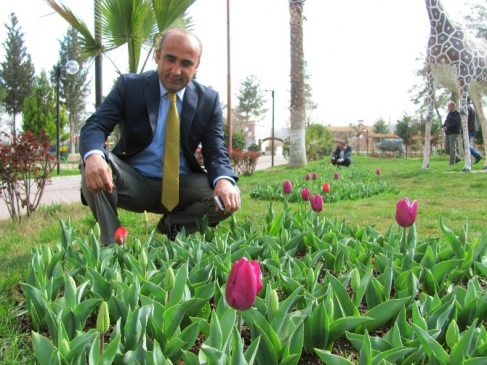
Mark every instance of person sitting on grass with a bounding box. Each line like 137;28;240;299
330;139;352;167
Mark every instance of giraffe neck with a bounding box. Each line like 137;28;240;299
425;0;460;35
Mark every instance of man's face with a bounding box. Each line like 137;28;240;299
155;31;201;92
447;103;455;112
338;142;346;150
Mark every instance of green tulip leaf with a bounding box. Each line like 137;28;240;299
65;328;98;363
327;273;360;318
411;324;449;364
199;344;229;365
231;325;248;365
31;332;56;365
181;349;200;365
124;305;152;351
440;217;465;259
314;349;355;365
270;286;303;336
360;297;410;332
171;263;189;305
329;316;373;343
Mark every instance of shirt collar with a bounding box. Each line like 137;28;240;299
159;82;185;101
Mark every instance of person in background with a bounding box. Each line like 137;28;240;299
442;101;462;166
330;139;352;167
466;101;482;164
79;28;240;245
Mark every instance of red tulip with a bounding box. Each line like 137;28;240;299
283;180;293;194
333;172;339;180
376;168;381;175
305;173;310;181
114;227;128;245
301;188;311;201
310;195;324;212
396;198;418;228
322;183;330;192
312;172;317;181
225;257;263;311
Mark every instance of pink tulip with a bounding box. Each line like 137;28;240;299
322;183;330;192
305;173;310;181
376;168;381;176
333;172;339;180
225;257;263;311
114;227;128;245
312;172;317;181
396;198;418;228
283;180;293;194
301;188;311;201
310;195;324;212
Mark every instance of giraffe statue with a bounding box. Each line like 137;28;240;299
423;0;487;171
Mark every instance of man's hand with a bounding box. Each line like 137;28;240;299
213;179;241;214
84;154;113;193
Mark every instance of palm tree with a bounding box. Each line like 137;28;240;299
43;0;196;75
288;0;307;168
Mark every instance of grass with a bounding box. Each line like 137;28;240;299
0;153;486;363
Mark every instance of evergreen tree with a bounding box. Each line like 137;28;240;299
51;27;91;154
395;113;419;155
0;13;35;135
22;71;68;141
373;118;390;135
304;61;318;126
235;75;267;129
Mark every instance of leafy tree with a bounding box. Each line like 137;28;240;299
235;75;267;130
465;2;487;39
51;27;91;154
305;124;334;160
395;113;419;155
289;0;307;168
304;60;318;126
0;13;35;135
222;124;246;152
44;0;196;74
373;118;389;135
22;71;68;142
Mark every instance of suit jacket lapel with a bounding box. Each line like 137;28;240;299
144;72;160;134
181;81;198;141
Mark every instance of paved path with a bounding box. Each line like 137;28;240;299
0;154;288;220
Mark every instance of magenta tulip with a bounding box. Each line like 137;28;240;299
376;168;381;176
301;188;311;201
305;173;310;181
283;180;293;194
333;172;339;180
396;198;418;228
312;172;317;181
322;183;330;192
225;257;263;311
310;195;324;212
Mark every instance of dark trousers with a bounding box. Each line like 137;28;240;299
80;153;231;245
331;158;352;167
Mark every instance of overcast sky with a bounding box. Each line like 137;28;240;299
0;0;481;129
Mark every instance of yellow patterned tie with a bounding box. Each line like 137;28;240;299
161;92;180;211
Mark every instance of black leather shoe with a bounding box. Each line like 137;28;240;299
455;157;462;164
156;217;179;241
474;156;482;164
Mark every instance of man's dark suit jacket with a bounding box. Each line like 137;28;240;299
80;71;237;188
332;145;352;161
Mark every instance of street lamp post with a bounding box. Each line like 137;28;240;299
56;60;79;175
264;89;275;166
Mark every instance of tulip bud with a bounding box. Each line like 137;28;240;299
270;289;279;314
333;172;339;180
312;172;317;181
165;266;175;292
60;339;70;356
301;188;311;201
225;257;263;311
112;270;122;282
306;268;315;288
283;180;293;194
445;319;459;349
96;301;110;334
350;268;360;292
322;183;330;192
94;222;101;239
139;249;148;268
305;173;310;181
114;227;128;245
376;168;381;176
310;195;324;213
40;245;52;267
395;198;418;228
143;210;149;223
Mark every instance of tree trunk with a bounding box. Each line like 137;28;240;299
288;0;307;168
